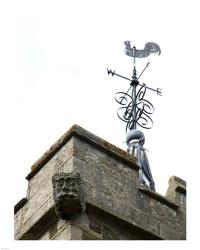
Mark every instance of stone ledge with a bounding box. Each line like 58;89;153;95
17;202;163;240
85;202;162;239
26;124;138;181
17;206;57;240
79;203;163;240
14;198;28;214
15;196;185;240
139;186;179;209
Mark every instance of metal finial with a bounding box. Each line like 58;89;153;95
107;41;162;191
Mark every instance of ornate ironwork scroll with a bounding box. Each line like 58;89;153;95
108;41;161;132
115;85;154;131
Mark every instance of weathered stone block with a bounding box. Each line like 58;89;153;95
27;138;74;199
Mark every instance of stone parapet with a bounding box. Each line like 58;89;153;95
14;124;186;240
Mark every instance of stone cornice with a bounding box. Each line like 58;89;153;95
26;124;138;180
14;198;28;214
139;186;179;209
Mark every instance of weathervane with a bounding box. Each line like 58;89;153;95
107;41;162;191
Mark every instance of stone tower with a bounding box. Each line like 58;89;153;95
14;125;186;240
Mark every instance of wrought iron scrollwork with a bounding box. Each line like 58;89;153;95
115;85;154;131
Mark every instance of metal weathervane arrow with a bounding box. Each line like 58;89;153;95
107;40;162;191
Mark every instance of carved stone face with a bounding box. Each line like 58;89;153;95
52;172;85;219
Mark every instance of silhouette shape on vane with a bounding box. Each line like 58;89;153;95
124;41;161;58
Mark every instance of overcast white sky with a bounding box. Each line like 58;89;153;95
0;0;200;248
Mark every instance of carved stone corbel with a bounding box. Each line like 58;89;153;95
52;172;85;219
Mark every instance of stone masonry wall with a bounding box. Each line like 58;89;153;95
14;125;186;240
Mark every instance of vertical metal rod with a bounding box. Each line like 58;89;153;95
133;46;136;64
132;83;137;130
132;64;137;130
